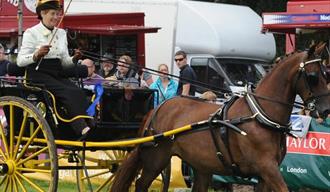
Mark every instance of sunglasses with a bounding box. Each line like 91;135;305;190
174;57;184;62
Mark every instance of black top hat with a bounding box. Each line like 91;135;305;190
36;0;62;20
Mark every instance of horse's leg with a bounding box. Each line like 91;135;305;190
258;164;288;192
255;179;271;192
135;144;172;192
191;170;211;192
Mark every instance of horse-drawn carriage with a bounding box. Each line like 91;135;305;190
1;43;330;192
0;64;172;192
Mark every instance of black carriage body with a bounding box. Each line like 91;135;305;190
0;80;156;142
96;87;155;141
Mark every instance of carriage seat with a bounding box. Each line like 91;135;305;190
7;62;89;78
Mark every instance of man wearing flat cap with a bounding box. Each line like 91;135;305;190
17;0;93;140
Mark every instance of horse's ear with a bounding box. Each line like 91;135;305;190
308;44;316;58
314;42;327;56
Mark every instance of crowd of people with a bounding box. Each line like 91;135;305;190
77;50;197;106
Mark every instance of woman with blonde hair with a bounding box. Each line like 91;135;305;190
150;64;178;105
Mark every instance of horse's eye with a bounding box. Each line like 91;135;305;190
307;72;319;86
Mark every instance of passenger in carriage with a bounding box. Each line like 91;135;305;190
98;53;117;78
107;55;139;88
17;0;93;140
150;64;178;106
81;58;104;88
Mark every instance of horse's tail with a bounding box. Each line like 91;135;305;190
110;148;142;192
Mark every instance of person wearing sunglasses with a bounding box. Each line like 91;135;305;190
174;50;196;96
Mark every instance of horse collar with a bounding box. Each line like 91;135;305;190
245;86;292;132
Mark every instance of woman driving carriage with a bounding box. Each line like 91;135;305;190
17;0;93;140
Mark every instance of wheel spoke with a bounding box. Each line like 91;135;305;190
16;172;45;192
113;150;119;158
0;145;7;161
17;146;49;166
12;175;19;192
81;169;111;180
13;111;28;159
9;104;14;159
107;151;115;160
14;174;27;192
0;121;9;159
95;174;115;192
16;167;51;173
0;175;8;186
3;175;10;192
104;151;113;159
15;125;41;163
9;175;13;192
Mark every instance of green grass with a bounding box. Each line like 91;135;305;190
0;177;226;192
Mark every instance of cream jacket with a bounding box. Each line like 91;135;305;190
17;22;73;68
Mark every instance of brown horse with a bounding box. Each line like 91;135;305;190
110;45;330;192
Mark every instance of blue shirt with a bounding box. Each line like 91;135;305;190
150;77;178;106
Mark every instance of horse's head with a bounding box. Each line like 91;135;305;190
295;42;330;119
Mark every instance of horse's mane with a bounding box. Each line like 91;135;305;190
274;50;302;66
258;51;303;85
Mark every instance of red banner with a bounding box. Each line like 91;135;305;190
287;131;330;156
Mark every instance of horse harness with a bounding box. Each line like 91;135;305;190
142;93;292;175
142;57;329;175
294;58;330;112
209;57;330;175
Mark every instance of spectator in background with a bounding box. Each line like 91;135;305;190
107;55;139;88
175;50;197;96
0;43;10;76
150;64;178;105
98;53;116;78
299;108;324;124
81;58;103;86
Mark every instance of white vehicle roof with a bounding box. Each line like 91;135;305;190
176;1;276;62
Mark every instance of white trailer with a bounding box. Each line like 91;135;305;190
67;0;276;92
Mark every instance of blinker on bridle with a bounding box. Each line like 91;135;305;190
297;58;323;111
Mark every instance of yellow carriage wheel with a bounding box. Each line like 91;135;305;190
0;96;58;192
76;150;129;192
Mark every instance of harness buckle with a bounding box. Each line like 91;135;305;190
306;100;316;111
